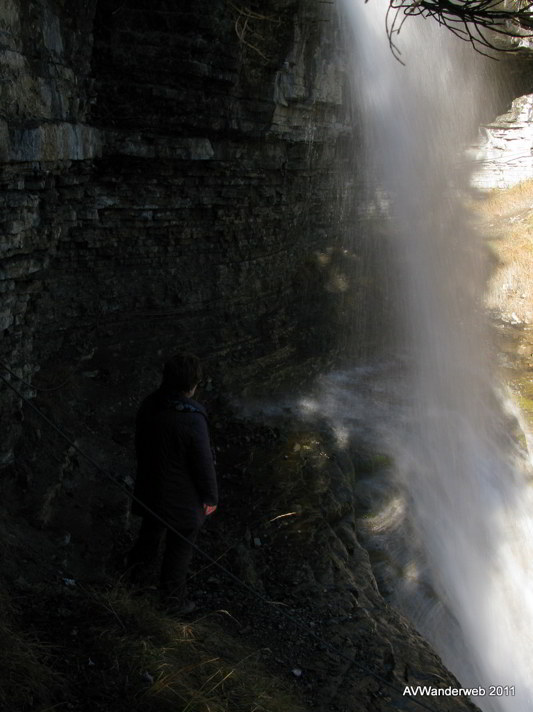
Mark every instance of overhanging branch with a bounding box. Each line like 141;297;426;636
384;0;533;61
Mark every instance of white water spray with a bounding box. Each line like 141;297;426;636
338;2;533;710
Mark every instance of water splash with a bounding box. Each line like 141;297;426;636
336;1;533;709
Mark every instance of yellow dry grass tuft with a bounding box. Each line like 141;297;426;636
478;178;533;220
472;180;533;323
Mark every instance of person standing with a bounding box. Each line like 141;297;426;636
127;352;218;613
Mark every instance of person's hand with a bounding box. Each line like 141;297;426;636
203;503;217;516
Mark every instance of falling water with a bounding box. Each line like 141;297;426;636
336;1;533;710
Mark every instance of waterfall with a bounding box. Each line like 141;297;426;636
335;2;533;710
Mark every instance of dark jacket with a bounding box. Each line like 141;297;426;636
132;388;218;529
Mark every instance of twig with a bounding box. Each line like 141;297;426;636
387;0;533;59
226;0;281;61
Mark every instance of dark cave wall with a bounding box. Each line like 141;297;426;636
0;0;355;482
80;0;353;391
0;0;100;468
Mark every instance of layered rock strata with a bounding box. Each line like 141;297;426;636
471;93;533;189
0;0;354;466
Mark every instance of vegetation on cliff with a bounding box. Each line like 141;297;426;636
474;178;533;434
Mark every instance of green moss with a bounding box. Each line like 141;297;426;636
351;452;393;478
516;394;533;429
366;453;393;471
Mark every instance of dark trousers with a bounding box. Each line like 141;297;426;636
127;515;199;602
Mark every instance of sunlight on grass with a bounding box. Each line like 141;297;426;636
478;178;533;220
473;179;533;324
470;179;533;442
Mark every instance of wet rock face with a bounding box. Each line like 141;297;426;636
211;419;481;712
0;0;354;463
471;93;533;190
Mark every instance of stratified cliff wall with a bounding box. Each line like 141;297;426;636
0;0;99;463
0;5;495;710
0;0;356;468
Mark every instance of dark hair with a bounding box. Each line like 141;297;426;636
162;352;203;393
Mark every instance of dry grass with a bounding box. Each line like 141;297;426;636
0;567;305;712
471;179;533;323
469;179;533;436
63;583;306;712
0;589;65;711
478;178;533;220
